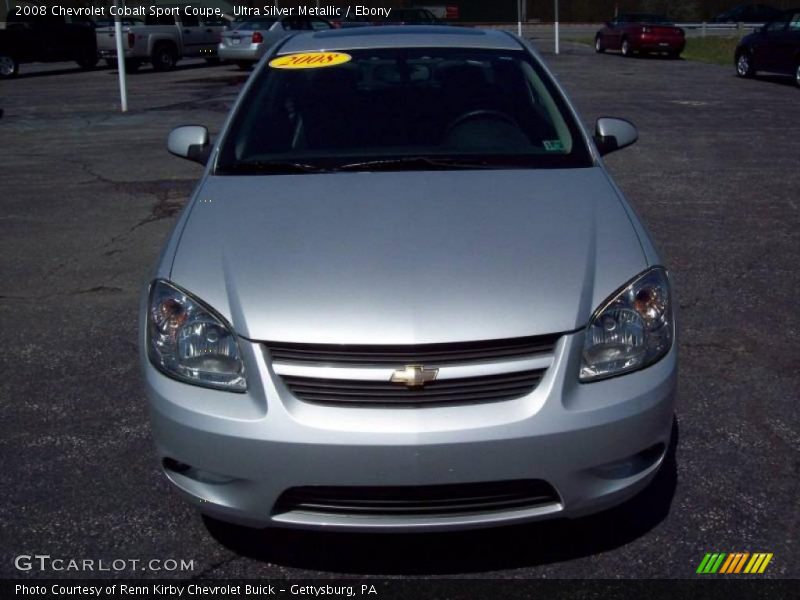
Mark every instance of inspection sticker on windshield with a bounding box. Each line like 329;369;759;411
269;52;352;70
543;140;565;152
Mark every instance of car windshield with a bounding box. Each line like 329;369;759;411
216;47;593;174
234;18;277;30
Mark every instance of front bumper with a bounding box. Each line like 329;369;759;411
142;331;677;531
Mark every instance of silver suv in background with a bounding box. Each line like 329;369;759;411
96;11;226;71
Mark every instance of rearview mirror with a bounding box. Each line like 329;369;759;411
594;117;638;156
167;125;210;165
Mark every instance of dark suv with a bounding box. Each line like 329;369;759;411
735;8;800;87
0;13;98;78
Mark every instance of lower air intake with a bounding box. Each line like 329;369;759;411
273;480;560;517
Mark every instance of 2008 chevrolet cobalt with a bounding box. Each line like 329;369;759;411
141;26;677;531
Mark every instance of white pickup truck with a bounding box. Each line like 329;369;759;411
96;12;226;71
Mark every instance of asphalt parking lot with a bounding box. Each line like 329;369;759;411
1;40;798;580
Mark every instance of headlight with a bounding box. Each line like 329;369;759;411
147;279;246;392
580;267;673;382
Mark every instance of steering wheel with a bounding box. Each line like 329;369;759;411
445;110;519;135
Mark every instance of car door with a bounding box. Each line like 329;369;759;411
605;17;624;50
773;11;800;74
754;12;790;71
4;14;39;62
177;13;205;57
199;15;226;51
38;14;71;60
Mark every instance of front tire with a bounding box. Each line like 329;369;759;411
0;53;19;78
736;51;755;78
151;43;177;71
794;60;800;88
595;35;605;53
76;52;98;70
621;38;633;57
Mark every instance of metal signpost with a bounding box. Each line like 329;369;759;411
114;0;128;112
554;0;560;54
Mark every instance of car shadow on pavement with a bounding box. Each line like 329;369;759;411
14;66;91;79
104;62;222;76
749;74;798;88
204;419;680;574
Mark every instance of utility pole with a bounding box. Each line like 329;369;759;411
113;0;128;112
554;0;560;55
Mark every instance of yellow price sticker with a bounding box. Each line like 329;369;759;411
269;52;352;70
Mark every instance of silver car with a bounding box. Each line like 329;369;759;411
143;26;677;532
218;15;332;69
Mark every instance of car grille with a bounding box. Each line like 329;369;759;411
266;334;560;366
273;480;560;517
280;370;545;406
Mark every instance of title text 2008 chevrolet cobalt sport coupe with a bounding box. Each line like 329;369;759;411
141;26;677;531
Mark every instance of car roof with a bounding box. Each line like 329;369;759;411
277;26;524;54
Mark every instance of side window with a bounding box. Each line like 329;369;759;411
283;17;307;31
181;14;200;27
145;14;176;26
765;15;788;32
6;12;32;27
202;17;228;27
67;15;93;26
310;18;331;31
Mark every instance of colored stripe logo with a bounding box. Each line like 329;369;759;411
697;552;773;574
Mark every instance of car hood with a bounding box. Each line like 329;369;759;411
170;168;648;344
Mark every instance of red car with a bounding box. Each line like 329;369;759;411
595;13;686;58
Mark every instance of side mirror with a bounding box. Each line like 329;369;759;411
594;117;638;156
167;125;210;165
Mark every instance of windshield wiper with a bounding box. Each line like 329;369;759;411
221;161;334;175
337;156;514;172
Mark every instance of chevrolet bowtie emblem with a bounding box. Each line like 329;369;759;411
390;365;439;388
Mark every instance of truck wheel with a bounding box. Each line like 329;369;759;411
595;35;605;53
0;53;19;78
151;43;177;71
76;51;98;70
